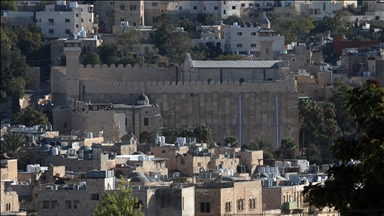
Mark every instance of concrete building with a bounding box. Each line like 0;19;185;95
36;1;96;39
262;184;307;213
50;37;103;66
37;170;115;216
1;159;27;215
195;180;262;215
94;0;144;33
295;0;343;20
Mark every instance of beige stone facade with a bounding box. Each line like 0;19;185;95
51;42;299;150
262;184;307;212
195;180;262;215
1;160;18;182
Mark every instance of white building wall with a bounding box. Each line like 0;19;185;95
36;3;94;39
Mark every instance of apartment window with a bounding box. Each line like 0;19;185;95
43;201;49;209
292;58;296;62
204;6;206;10
120;5;125;10
200;202;210;212
76;13;78;17
232;6;236;9
249;3;254;7
223;10;226;14
74;200;80;209
225;202;231;212
76;24;79;28
251;32;256;35
323;3;326;11
49;18;54;23
49;29;54;33
91;193;99;200
237;44;243;47
249;198;256;210
237;199;245;211
51;201;58;209
251;44;256;47
65;18;70;22
65;29;70;34
110;2;114;5
193;6;197;10
237;32;242;35
120;18;125;21
214;6;218;10
180;6;182;10
144;117;149;126
152;2;158;6
130;5;137;11
241;3;245;7
198;162;201;167
81;18;84;22
65;200;71;209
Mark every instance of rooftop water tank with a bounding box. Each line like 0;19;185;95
69;2;78;8
51;147;59;156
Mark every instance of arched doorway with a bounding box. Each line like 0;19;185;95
139;131;151;143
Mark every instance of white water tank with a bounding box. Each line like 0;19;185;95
80;31;86;38
51;147;59;156
284;161;291;167
69;2;78;8
93;35;98;40
56;0;66;5
233;22;238;27
27;164;34;173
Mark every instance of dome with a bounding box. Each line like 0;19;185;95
137;93;149;105
38;144;52;151
129;172;149;183
137;93;148;101
132;151;145;155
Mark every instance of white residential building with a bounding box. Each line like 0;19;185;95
36;1;96;39
295;0;343;20
193;20;284;59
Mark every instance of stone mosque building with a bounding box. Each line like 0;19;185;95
51;39;299;148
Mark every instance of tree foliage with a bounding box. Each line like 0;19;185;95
1;133;28;159
224;136;239;147
83;52;101;66
223;15;245;25
193;125;212;144
117;28;141;56
1;28;29;101
93;178;144;216
97;43;118;65
275;138;297;159
303;80;384;215
269;12;315;44
11;107;50;126
0;0;17;11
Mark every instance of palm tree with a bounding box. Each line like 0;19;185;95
325;118;339;162
277;138;297;159
224;136;239;147
193;125;211;144
1;133;28;159
254;138;273;159
322;102;336;120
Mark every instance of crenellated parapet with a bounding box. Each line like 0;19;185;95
82;79;296;94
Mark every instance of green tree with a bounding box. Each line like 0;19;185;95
269;12;315;44
11;108;50;126
193;125;212;144
83;52;101;66
117;28;141;57
153;14;174;54
165;31;193;64
224;136;239;147
276;138;297;159
223;15;245;25
176;18;196;32
93;178;144;216
178;128;194;138
98;43;118;65
14;25;45;60
162;128;178;143
196;13;219;25
0;0;17;11
1;133;28;159
311;14;353;38
303;80;384;215
1;29;29;101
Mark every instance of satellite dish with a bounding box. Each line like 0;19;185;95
227;143;231;147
